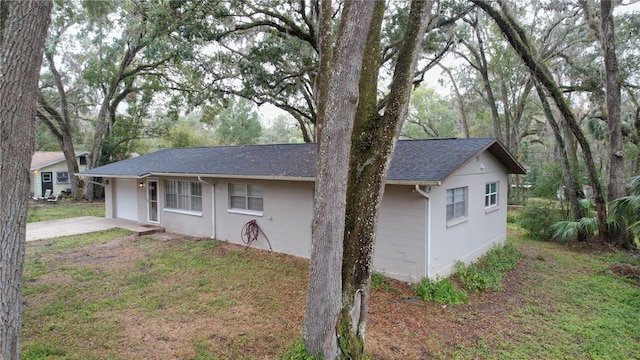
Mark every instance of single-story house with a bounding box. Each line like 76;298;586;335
30;151;89;198
79;138;526;282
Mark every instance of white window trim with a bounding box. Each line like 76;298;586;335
446;217;468;228
164;180;203;212
227;209;264;217
446;186;468;223
228;183;264;214
485;181;499;209
164;208;203;217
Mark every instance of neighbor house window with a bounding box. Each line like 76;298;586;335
485;182;498;208
229;183;263;213
165;180;202;212
56;171;69;184
446;187;467;221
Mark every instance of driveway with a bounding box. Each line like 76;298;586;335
26;216;163;242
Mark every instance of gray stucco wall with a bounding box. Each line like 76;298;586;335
374;185;427;282
213;179;314;258
427;152;509;279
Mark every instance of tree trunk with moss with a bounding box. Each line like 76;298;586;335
338;1;434;357
0;1;52;358
303;1;375;358
304;0;434;358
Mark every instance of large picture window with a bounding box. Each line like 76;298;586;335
165;180;202;212
446;187;467;221
485;182;498;208
229;183;263;213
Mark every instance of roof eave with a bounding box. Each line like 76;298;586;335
386;179;441;186
78;171;442;186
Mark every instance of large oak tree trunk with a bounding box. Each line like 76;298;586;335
338;1;434;358
0;1;52;358
303;1;375;358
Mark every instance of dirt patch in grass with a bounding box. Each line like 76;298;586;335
609;263;640;282
55;235;147;271
365;250;545;359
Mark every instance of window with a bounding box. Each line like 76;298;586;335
485;182;498;208
446;187;467;221
229;183;263;213
42;173;52;182
79;156;86;166
56;171;69;184
165;180;202;212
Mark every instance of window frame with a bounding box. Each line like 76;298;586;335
446;186;468;224
228;183;264;215
56;171;69;184
485;181;499;209
164;180;202;214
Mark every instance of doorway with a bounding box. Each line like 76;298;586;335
41;172;53;196
147;178;159;223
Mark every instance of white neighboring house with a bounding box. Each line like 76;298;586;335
79;138;526;282
31;151;89;199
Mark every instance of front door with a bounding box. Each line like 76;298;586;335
41;172;53;196
147;179;159;223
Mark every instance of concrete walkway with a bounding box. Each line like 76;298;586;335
26;216;164;242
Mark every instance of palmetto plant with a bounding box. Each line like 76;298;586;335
608;176;640;241
551;198;600;242
552;176;640;247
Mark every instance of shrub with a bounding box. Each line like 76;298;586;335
517;200;564;240
455;243;523;292
413;277;468;304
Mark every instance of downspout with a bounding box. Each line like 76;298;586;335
198;176;216;239
414;184;431;279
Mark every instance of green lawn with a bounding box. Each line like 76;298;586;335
27;201;104;223
20;223;640;359
450;228;640;359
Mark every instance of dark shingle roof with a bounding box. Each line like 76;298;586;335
79;138;525;184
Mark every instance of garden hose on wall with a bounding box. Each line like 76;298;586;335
241;219;273;252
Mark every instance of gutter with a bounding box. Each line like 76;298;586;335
198;176;216;239
414;184;431;279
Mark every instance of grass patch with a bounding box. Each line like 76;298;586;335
449;233;640;359
370;271;396;292
455;242;523;292
22;232;309;359
27;202;104;223
279;339;319;360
